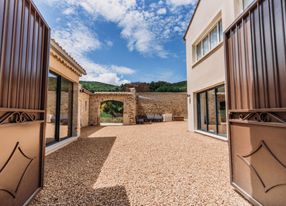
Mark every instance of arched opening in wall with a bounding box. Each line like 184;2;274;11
100;100;124;125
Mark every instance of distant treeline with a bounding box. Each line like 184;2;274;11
80;80;187;93
121;81;187;92
80;81;121;92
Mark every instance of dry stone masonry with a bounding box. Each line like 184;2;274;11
79;90;187;126
89;92;137;125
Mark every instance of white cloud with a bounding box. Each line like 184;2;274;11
41;0;193;58
167;0;197;7
74;57;134;85
106;40;114;47
63;7;75;15
53;21;101;58
52;20;134;85
38;0;196;82
87;73;130;85
110;66;136;75
157;8;167;15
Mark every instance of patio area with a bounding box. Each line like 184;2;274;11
31;122;250;205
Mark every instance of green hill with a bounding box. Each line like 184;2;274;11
171;81;187;91
149;81;187;92
80;80;187;93
80;81;121;92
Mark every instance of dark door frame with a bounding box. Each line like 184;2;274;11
47;71;74;146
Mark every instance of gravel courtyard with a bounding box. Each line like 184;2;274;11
31;122;250;206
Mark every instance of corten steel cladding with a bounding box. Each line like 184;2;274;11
225;0;286;205
0;0;50;205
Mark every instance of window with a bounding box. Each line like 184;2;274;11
196;42;202;60
198;92;207;131
210;26;218;49
46;72;58;145
243;0;254;9
216;86;226;136
46;71;73;145
85;101;88;111
202;36;209;55
218;20;223;42
59;77;73;140
195;20;223;62
197;85;227;137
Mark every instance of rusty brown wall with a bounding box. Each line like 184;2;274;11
0;0;50;110
225;0;286;205
0;0;50;205
225;0;286;111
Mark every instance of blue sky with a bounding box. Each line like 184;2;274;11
34;0;197;85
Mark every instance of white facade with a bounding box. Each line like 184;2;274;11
185;0;253;139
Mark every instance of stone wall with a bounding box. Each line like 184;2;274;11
79;92;90;127
136;92;187;118
89;92;136;126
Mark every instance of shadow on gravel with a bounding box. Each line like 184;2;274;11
80;126;106;138
31;137;130;206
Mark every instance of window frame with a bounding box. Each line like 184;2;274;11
243;0;254;10
194;19;223;63
197;84;227;137
46;71;74;146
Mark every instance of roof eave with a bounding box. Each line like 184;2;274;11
183;0;201;42
51;39;87;76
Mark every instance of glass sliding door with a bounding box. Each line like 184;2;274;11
46;72;58;145
45;72;74;145
207;89;216;134
216;86;227;136
198;92;207;131
59;77;73;140
197;85;227;137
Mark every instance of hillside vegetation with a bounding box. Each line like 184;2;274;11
80;80;187;93
80;81;121;92
149;81;187;92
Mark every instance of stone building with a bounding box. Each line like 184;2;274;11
46;40;86;155
46;41;187;154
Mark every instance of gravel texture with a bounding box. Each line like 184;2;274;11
31;122;250;206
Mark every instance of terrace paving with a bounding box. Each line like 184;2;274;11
31;122;250;206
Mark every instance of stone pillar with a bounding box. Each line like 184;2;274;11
89;96;99;126
72;83;80;137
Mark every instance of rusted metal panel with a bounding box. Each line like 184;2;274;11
0;0;50;110
225;0;286;205
0;0;50;205
226;0;286;111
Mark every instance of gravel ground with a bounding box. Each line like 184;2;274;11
31;122;250;206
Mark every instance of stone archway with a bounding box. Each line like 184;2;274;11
100;100;124;124
89;92;136;125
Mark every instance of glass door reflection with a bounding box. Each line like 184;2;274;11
59;77;73;139
46;72;58;145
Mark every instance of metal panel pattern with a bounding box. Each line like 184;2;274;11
226;0;286;111
0;0;50;110
225;0;286;205
0;0;50;205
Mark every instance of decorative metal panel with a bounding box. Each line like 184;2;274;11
225;0;286;205
225;0;286;111
0;0;50;110
0;0;50;205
